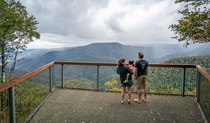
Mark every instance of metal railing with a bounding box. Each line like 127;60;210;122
0;61;209;123
0;62;54;123
196;65;210;122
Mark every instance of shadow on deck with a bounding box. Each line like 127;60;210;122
29;88;204;123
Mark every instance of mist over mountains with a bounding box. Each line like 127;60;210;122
14;42;210;72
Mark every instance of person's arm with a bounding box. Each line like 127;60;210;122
127;66;133;75
117;67;119;74
146;67;148;75
134;67;137;79
146;62;148;75
134;62;137;79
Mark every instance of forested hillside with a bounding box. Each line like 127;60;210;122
30;54;210;95
104;54;210;95
148;54;210;94
164;55;210;73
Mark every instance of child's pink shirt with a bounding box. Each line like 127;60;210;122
128;65;135;72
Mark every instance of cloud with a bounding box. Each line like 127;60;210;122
20;0;184;49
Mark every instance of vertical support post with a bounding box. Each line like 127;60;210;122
61;64;64;89
1;92;4;110
9;87;15;123
196;70;201;103
49;67;52;92
182;68;186;96
97;65;99;91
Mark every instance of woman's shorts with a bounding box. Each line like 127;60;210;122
121;79;133;87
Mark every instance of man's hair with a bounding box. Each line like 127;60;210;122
138;52;144;58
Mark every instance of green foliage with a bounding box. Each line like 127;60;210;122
0;0;40;44
165;54;210;73
0;80;49;122
185;88;196;95
64;78;96;90
100;55;210;95
15;81;49;121
104;80;121;91
109;87;121;92
200;79;210;122
161;54;210;95
0;0;40;83
100;74;120;90
169;0;210;46
102;55;210;95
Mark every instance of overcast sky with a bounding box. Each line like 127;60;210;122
19;0;184;49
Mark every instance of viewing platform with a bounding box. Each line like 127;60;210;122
30;88;204;123
0;62;209;123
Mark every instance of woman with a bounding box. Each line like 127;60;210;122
117;58;134;104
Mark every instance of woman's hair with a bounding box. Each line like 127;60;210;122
117;58;125;66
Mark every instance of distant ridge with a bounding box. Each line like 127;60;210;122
13;42;210;71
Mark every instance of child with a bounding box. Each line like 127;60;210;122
124;60;135;83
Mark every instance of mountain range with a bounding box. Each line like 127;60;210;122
13;42;210;72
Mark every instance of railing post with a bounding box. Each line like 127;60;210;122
1;92;4;110
97;65;99;91
182;68;186;96
49;67;52;92
61;64;64;89
196;70;201;102
9;87;15;123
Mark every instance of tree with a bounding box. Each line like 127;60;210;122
0;0;40;84
169;0;210;47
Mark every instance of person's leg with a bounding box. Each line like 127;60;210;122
134;77;142;104
134;89;141;104
143;88;147;102
127;87;131;103
142;76;147;102
121;87;126;104
138;89;142;101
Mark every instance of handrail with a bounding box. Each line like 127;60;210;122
149;63;196;68
54;61;117;66
196;65;210;82
55;61;196;68
0;62;208;93
0;62;55;93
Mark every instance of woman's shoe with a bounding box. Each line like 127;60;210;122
128;100;131;104
121;100;125;104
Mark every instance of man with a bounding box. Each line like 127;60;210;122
134;52;148;104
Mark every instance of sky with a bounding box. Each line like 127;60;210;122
19;0;184;49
